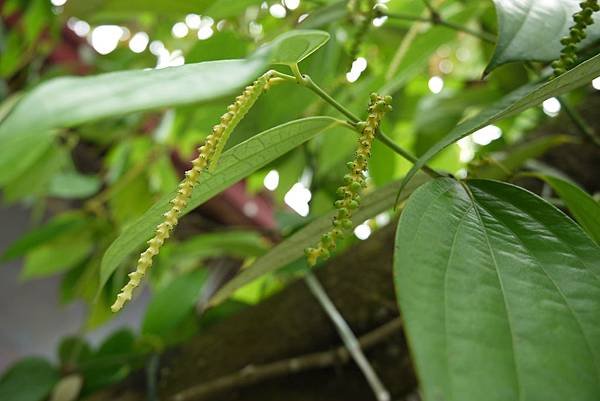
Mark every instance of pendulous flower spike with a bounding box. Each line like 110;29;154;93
110;70;279;312
304;93;391;268
552;0;598;77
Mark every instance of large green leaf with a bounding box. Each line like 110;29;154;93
398;53;600;201
210;172;430;306
265;30;330;66
0;30;330;186
0;58;266;185
142;270;207;337
100;117;341;289
487;0;600;72
394;177;600;401
0;358;59;401
532;173;600;245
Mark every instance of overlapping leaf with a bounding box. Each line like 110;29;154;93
99;117;341;289
210;172;430;305
398;53;600;202
488;0;600;72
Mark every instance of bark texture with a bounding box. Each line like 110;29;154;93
91;224;416;401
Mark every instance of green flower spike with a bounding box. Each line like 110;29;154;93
111;70;277;312
305;93;392;267
552;0;599;77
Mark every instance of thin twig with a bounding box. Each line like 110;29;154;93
170;317;402;401
304;272;391;401
557;96;600;147
384;12;496;43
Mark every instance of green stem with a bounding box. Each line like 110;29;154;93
302;75;361;123
435;19;496;43
375;130;442;178
383;12;496;44
273;69;443;177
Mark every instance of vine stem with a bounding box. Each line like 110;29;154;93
304;272;391;401
383;11;496;44
271;70;442;178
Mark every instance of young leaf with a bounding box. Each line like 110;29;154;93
398;53;600;201
172;231;268;261
142;270;207;338
210;172;430;306
394;178;600;401
99;117;341;289
22;234;93;279
532;173;600;244
266;30;330;65
48;172;101;199
0;358;59;401
487;0;600;73
1;212;87;262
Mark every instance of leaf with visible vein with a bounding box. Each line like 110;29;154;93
394;177;600;401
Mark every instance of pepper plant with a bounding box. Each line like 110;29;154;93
0;0;599;400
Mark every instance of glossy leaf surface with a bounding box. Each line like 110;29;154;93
533;173;600;244
488;0;600;72
394;178;600;401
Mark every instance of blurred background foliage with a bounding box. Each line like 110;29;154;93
0;0;598;399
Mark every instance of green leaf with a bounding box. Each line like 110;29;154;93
398;53;600;201
142;270;207;337
172;231;268;261
100;116;341;289
21;220;94;280
298;1;347;29
22;235;92;279
0;29;330;186
58;337;93;367
1;212;87;262
49;172;101;199
210;172;430;306
82;329;137;393
0;57;266;186
266;30;330;66
487;0;600;72
394;177;600;401
532;174;600;245
0;358;59;401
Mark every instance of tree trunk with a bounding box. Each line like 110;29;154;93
91;223;416;401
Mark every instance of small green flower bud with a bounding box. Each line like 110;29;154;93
350;181;362;192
